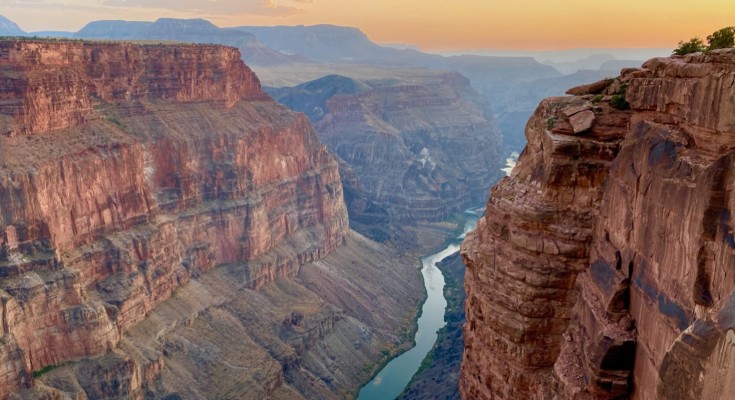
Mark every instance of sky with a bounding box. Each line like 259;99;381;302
1;0;733;51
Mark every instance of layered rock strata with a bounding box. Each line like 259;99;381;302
269;72;504;242
24;231;422;400
0;39;350;398
461;49;735;399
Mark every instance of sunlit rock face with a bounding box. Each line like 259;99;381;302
461;49;735;400
0;39;349;397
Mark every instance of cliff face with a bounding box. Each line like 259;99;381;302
319;72;504;224
0;39;350;397
0;40;262;136
269;72;504;242
461;49;735;400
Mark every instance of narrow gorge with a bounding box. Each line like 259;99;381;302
0;39;424;399
462;49;735;399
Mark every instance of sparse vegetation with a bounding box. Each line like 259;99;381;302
673;26;735;55
610;83;630;110
107;117;123;128
673;37;706;55
707;27;735;50
32;363;65;378
592;94;604;104
546;117;556;130
0;36;185;47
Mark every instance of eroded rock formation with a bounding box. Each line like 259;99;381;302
0;39;413;399
269;72;504;242
461;49;735;399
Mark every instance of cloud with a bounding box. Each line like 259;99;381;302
98;0;307;16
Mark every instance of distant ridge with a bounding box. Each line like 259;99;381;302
0;15;26;36
0;14;664;154
73;18;309;66
235;25;384;62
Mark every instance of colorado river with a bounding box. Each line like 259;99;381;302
357;210;480;400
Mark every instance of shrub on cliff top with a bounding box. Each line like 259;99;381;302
673;26;735;55
707;27;735;50
672;37;706;55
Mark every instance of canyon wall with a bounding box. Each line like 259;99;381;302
269;72;504;243
461;49;735;399
0;39;357;398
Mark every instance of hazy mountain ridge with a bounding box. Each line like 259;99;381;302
0;14;658;150
231;23;651;153
0;14;25;36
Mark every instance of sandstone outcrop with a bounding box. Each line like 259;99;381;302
0;39;354;398
461;48;735;399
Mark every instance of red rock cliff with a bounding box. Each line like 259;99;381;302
461;49;735;399
0;40;263;136
0;39;347;397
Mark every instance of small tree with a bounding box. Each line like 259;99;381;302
707;27;735;50
672;37;706;55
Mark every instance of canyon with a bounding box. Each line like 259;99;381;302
4;16;660;162
4;15;721;400
268;72;504;245
19;17;570;155
0;39;424;399
461;48;735;399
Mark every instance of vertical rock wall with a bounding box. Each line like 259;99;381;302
461;49;735;400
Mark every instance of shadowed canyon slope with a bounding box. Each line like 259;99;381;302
0;39;423;399
269;72;504;243
461;49;735;399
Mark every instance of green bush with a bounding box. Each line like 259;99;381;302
673;37;706;55
610;84;630;110
610;95;629;110
32;364;62;378
673;26;735;55
707;27;735;50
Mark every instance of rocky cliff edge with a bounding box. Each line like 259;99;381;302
461;49;735;400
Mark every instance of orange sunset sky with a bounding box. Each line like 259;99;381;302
0;0;733;50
